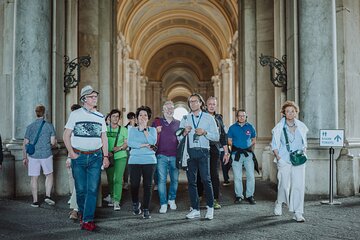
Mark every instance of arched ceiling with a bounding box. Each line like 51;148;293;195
117;0;238;105
147;43;213;81
117;0;238;69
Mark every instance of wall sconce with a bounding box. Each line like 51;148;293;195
64;55;91;93
259;54;287;88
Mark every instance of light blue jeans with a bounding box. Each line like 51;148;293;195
157;154;179;205
71;150;102;222
231;153;255;198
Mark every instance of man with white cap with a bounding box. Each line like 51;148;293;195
63;85;110;231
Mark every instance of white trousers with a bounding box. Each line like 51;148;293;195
276;160;306;214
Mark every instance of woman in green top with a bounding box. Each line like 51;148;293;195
106;109;128;211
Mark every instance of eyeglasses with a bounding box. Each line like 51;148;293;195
237;115;246;117
86;95;98;99
189;100;199;104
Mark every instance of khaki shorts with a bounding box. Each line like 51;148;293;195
28;155;53;176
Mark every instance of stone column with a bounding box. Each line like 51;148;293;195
220;59;234;127
98;0;113;115
121;45;130;124
153;82;162;118
240;0;256;115
0;0;15;140
13;0;52;139
64;0;78;119
128;60;139;112
140;76;148;106
211;75;221;110
78;0;99;94
298;0;338;135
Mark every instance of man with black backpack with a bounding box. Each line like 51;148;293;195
22;105;56;208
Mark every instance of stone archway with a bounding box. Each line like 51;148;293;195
116;0;238;121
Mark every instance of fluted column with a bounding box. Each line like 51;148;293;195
220;59;234;127
0;0;15;140
298;0;338;137
128;60;140;112
13;0;52;139
140;76;148;106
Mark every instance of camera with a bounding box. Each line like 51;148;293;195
149;144;158;152
193;134;200;143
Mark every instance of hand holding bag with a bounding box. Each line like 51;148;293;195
283;125;307;166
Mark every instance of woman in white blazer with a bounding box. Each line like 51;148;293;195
271;101;309;222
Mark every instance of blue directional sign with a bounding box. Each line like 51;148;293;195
320;129;344;147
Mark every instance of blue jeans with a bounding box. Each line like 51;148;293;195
71;150;102;222
186;148;214;209
156;154;179;205
231;152;255;198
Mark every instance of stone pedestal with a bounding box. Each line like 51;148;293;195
0;150;15;197
336;148;359;196
53;148;70;196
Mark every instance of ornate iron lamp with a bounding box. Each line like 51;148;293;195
259;54;287;88
64;55;91;93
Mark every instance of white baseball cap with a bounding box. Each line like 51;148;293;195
80;85;99;99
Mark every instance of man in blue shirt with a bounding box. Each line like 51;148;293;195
179;93;219;220
22;105;56;207
228;109;257;205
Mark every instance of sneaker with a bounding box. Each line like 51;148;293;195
114;201;121;211
123;182;129;190
108;199;114;207
153;185;158;191
132;202;142;215
213;199;221;209
143;209;151;219
274;201;282;216
234;197;242;204
222;181;231;186
81;221;96;231
293;213;305;222
205;206;214;220
69;210;78;220
168;200;177;210
159;204;167;213
246;196;256;205
31;202;40;208
44;196;55;205
186;209;200;219
103;194;112;203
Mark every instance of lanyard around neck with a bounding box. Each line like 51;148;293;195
191;112;203;129
82;107;104;118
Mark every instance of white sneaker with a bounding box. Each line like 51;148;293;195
114;201;120;211
108;199;114;207
168;200;177;210
274;201;282;216
293;213;305;222
186;209;200;219
205;206;214;220
159;204;167;214
103;194;112;203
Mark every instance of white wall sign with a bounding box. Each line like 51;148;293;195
319;129;344;147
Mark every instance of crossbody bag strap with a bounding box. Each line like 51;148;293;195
282;127;291;153
33;120;46;145
113;126;121;149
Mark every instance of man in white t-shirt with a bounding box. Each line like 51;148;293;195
63;85;110;231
